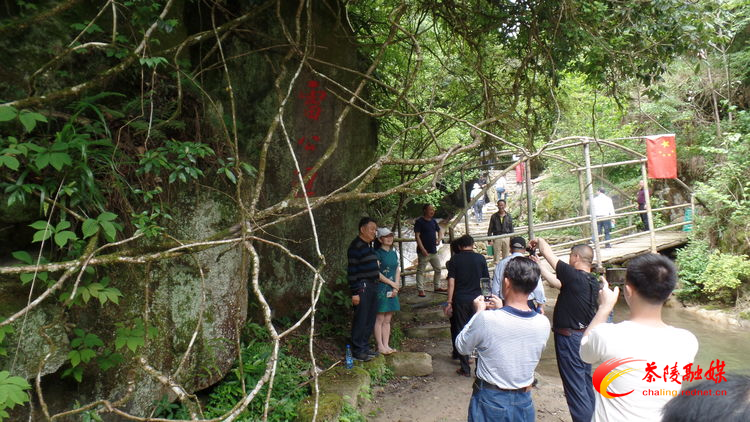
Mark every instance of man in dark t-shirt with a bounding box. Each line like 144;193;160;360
445;235;488;377
414;204;444;296
530;238;599;422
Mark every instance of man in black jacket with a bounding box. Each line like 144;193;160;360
487;200;513;263
347;217;380;361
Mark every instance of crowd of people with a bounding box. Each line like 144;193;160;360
345;201;741;421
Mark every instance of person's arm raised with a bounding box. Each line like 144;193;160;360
531;237;559;269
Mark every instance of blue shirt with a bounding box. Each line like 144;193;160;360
491;252;546;304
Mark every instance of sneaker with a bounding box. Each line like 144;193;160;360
366;350;380;358
353;352;372;362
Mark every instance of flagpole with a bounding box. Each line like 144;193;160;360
641;163;656;253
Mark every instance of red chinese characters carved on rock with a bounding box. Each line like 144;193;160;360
298;135;320;151
292;81;326;197
641;360;726;385
294;168;318;197
299;80;327;121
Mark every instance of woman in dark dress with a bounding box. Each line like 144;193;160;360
374;227;401;355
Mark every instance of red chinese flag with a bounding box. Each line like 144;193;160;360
646;134;677;179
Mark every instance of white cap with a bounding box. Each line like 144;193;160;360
376;227;394;238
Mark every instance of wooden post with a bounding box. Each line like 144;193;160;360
641;163;656;252
577;170;589;238
461;169;470;235
584;142;602;266
525;157;534;239
397;218;405;276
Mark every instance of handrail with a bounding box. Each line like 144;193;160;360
393;203;689;244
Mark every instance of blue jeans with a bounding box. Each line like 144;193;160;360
468;382;534;422
554;331;595;422
596;220;611;246
496;188;506;200
473;199;485;223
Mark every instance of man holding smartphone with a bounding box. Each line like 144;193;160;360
456;257;550;421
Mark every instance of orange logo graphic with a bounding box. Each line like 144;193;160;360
593;357;644;398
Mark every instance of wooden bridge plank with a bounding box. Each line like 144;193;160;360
549;230;689;266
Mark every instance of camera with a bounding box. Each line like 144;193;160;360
526;246;539;256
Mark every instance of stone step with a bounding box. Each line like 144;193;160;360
399;307;447;324
405;324;451;339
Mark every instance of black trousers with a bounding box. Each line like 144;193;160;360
450;301;475;374
639;203;649;230
351;280;378;355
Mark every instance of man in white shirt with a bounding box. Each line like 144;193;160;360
592;187;615;248
579;254;699;422
456;257;550;422
495;174;507;201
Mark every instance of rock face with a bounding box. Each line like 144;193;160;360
0;1;376;420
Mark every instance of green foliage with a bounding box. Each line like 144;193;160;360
692;111;750;254
156;340;311;421
676;238;750;304
0;371;31;421
114;318;157;353
698;253;750;304
1;98;118;212
82;212;123;242
62;329;103;383
152;395;190;420
0;106;46;133
675;239;712;301
316;276;352;338
369;365;393;386
29;219;77;248
137;139;215;184
60;276;123;307
339;402;366;422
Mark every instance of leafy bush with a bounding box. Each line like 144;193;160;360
316;275;352;338
675;239;711;301
0;371;30;422
698;253;750;304
201;341;309;421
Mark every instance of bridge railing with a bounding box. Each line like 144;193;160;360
394;202;691;277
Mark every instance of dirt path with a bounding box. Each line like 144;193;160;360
364;292;572;422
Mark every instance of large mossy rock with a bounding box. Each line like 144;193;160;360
0;1;376;420
318;366;371;407
295;393;344;422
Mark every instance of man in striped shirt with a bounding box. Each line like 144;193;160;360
348;217;380;361
456;257;550;422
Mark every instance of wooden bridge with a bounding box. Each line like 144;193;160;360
394;136;695;280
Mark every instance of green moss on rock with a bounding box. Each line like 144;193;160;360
295;393;344;422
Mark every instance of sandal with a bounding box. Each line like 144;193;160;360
418;291;426;297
